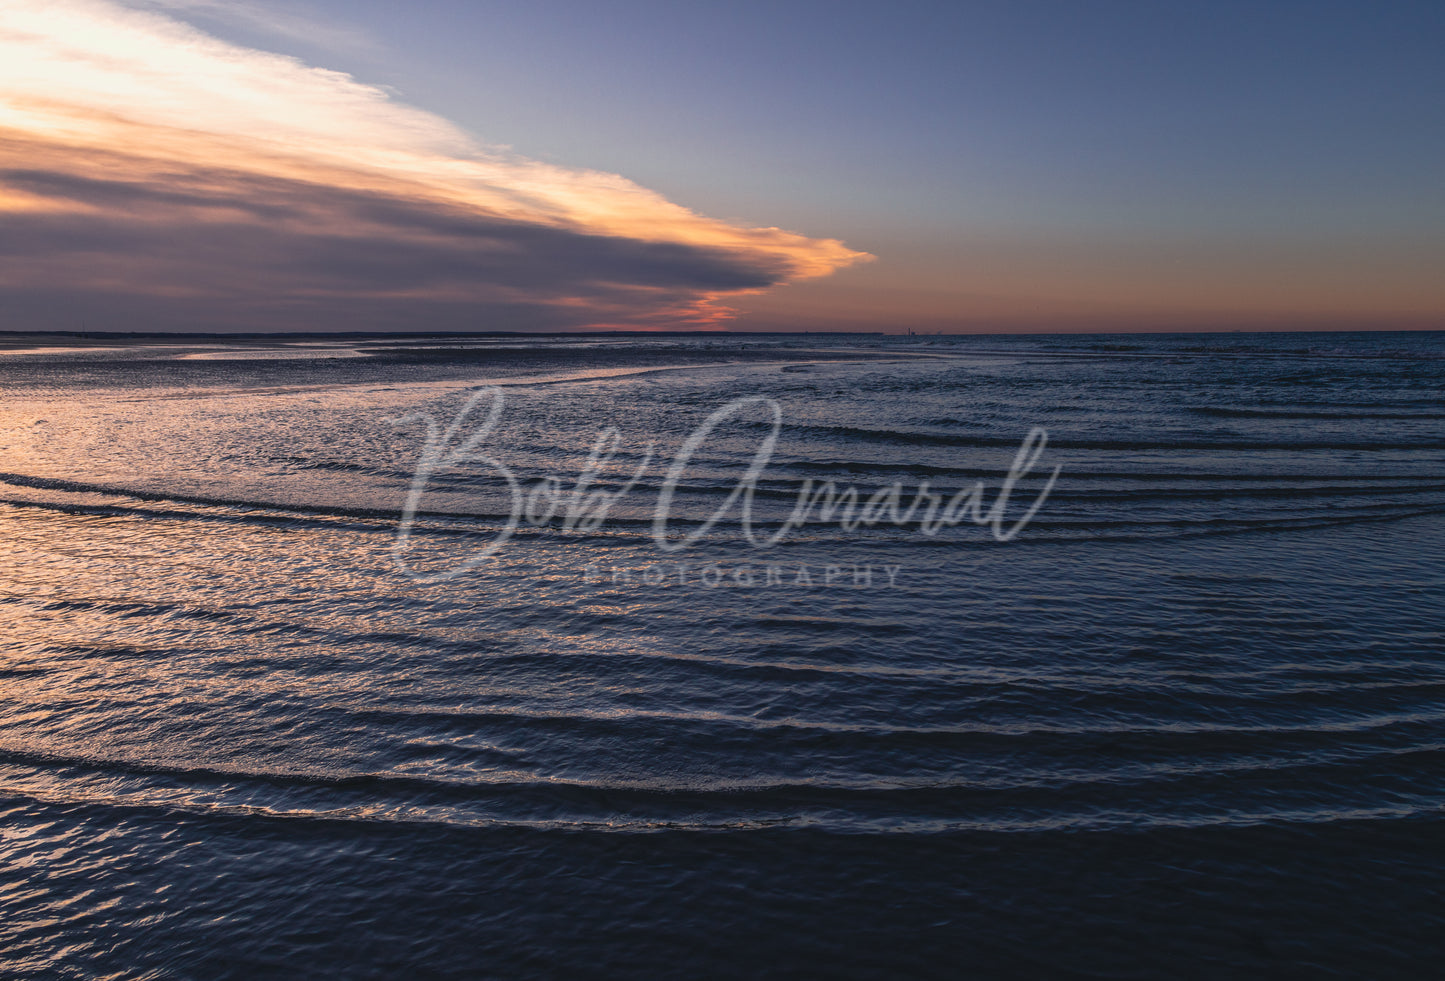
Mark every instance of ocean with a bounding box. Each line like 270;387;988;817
1;330;1442;978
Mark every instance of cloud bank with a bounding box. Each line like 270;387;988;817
0;0;868;331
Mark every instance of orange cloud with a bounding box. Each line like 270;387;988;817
0;0;869;331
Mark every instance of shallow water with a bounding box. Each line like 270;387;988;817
1;331;1442;977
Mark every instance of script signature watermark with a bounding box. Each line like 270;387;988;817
386;387;1061;583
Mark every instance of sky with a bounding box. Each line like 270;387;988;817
1;0;1442;333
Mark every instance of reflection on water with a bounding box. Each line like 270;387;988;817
1;331;1443;977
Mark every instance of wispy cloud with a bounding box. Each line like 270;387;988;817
0;0;868;331
118;0;378;54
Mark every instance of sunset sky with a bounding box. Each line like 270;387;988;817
2;0;1442;333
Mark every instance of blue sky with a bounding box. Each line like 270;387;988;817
2;0;1441;331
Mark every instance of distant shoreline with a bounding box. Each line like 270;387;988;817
0;326;1439;351
0;330;885;351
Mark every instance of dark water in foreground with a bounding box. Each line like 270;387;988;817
0;331;1442;978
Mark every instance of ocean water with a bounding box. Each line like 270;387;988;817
0;331;1441;978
